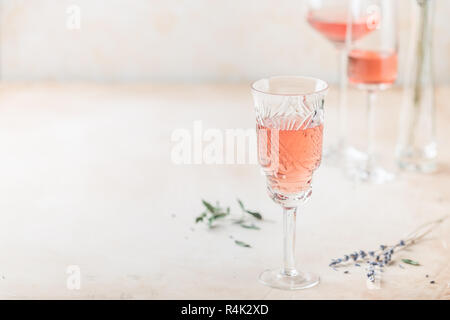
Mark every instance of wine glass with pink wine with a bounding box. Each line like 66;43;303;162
306;0;373;163
345;0;398;183
252;76;328;290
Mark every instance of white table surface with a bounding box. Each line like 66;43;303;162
0;83;448;299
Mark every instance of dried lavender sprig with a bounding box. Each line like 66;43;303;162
329;216;447;267
329;241;403;269
329;216;448;281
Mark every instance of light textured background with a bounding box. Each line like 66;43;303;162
1;0;449;84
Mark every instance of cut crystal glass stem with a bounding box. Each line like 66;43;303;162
282;207;298;277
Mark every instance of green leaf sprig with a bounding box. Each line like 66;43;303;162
402;259;420;266
195;200;230;228
237;199;262;220
195;199;264;247
234;240;251;248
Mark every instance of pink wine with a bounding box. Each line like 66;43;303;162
307;12;372;44
347;49;398;85
257;123;323;194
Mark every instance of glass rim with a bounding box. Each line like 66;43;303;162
251;75;329;97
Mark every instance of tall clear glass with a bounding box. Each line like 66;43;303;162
306;0;372;162
396;0;436;173
346;0;398;183
252;76;328;290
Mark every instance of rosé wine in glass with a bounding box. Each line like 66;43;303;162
348;49;398;85
257;124;323;194
307;12;373;45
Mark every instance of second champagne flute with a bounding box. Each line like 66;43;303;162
346;0;398;183
306;0;373;162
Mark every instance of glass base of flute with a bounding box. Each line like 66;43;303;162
344;84;394;184
258;188;319;290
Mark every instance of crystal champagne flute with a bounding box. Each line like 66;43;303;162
252;76;328;290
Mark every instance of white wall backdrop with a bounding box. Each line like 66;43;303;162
1;0;449;84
